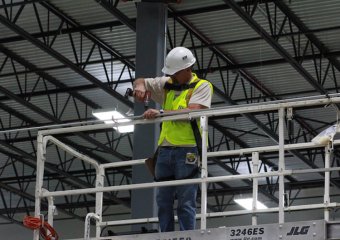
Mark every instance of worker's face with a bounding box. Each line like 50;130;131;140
171;68;192;84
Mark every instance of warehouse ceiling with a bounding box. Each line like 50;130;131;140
1;0;340;231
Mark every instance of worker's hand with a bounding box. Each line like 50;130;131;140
133;89;146;102
143;108;160;119
133;78;147;102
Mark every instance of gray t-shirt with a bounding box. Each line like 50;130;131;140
144;75;212;108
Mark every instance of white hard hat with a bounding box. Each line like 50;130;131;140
162;47;196;75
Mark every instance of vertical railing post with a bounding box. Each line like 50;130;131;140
200;116;208;230
252;152;259;225
96;166;105;238
324;144;331;221
47;195;55;227
278;108;285;224
34;133;46;240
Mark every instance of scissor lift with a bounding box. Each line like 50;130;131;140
32;95;340;240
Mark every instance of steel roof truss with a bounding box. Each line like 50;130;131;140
0;8;132;108
0;45;99;108
0;106;130;207
40;1;136;70
0;49;130;160
226;0;340;97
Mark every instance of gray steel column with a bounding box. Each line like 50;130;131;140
131;1;167;232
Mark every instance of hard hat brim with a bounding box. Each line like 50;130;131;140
162;66;177;75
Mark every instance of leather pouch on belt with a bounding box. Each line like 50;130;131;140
145;148;159;177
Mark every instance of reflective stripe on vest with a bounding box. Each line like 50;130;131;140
158;73;212;146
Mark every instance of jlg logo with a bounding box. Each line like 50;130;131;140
287;226;310;236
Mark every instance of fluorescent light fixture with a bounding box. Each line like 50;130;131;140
93;110;134;133
234;198;268;210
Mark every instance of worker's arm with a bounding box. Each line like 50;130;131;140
133;77;169;104
143;81;212;119
133;78;147;102
143;104;207;119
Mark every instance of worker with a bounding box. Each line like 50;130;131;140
133;46;213;232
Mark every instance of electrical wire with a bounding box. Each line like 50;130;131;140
23;216;59;240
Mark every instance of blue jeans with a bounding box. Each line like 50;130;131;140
155;146;199;232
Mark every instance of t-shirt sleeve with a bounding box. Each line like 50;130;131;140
144;76;170;105
189;82;213;108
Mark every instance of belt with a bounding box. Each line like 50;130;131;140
159;146;177;149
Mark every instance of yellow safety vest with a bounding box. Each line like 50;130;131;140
158;73;213;146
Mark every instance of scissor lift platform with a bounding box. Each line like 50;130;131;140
35;97;340;240
70;220;340;240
